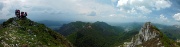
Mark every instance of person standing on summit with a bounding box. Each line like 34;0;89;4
21;12;28;18
20;12;24;18
24;12;27;17
15;9;20;18
15;9;28;18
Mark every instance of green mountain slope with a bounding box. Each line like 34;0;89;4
158;25;180;40
58;21;137;47
0;17;73;47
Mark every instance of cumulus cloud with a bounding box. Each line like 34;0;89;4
173;13;180;21
159;14;169;22
109;14;115;16
0;0;23;19
117;0;128;7
137;6;152;14
127;8;136;14
116;0;171;14
155;0;172;10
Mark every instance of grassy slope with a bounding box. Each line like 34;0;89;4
0;17;73;47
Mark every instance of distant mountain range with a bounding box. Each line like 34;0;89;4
57;21;140;47
57;21;180;47
37;20;70;30
0;19;6;24
36;20;180;41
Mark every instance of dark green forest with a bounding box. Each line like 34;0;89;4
58;21;139;47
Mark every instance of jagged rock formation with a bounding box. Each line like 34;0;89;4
130;22;160;46
121;22;179;47
0;17;73;47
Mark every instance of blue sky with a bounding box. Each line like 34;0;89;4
0;0;180;25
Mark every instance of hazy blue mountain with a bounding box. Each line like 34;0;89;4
0;19;6;24
37;20;70;30
157;25;180;40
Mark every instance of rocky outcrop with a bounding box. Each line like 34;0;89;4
177;39;180;43
129;22;160;46
120;22;179;47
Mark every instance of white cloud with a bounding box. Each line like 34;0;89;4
109;14;116;16
137;6;152;14
117;0;128;7
155;0;171;10
116;0;171;14
0;0;30;19
127;8;136;14
160;14;169;22
173;13;180;21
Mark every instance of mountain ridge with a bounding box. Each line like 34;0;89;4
58;21;126;47
0;17;73;47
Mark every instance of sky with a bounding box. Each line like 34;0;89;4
0;0;180;25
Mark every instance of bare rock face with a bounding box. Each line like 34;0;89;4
133;22;160;44
121;22;179;47
128;22;161;47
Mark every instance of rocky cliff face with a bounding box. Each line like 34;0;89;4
130;22;160;46
121;22;178;47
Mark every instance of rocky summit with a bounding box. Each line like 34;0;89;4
0;17;73;47
131;22;160;46
121;22;179;47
